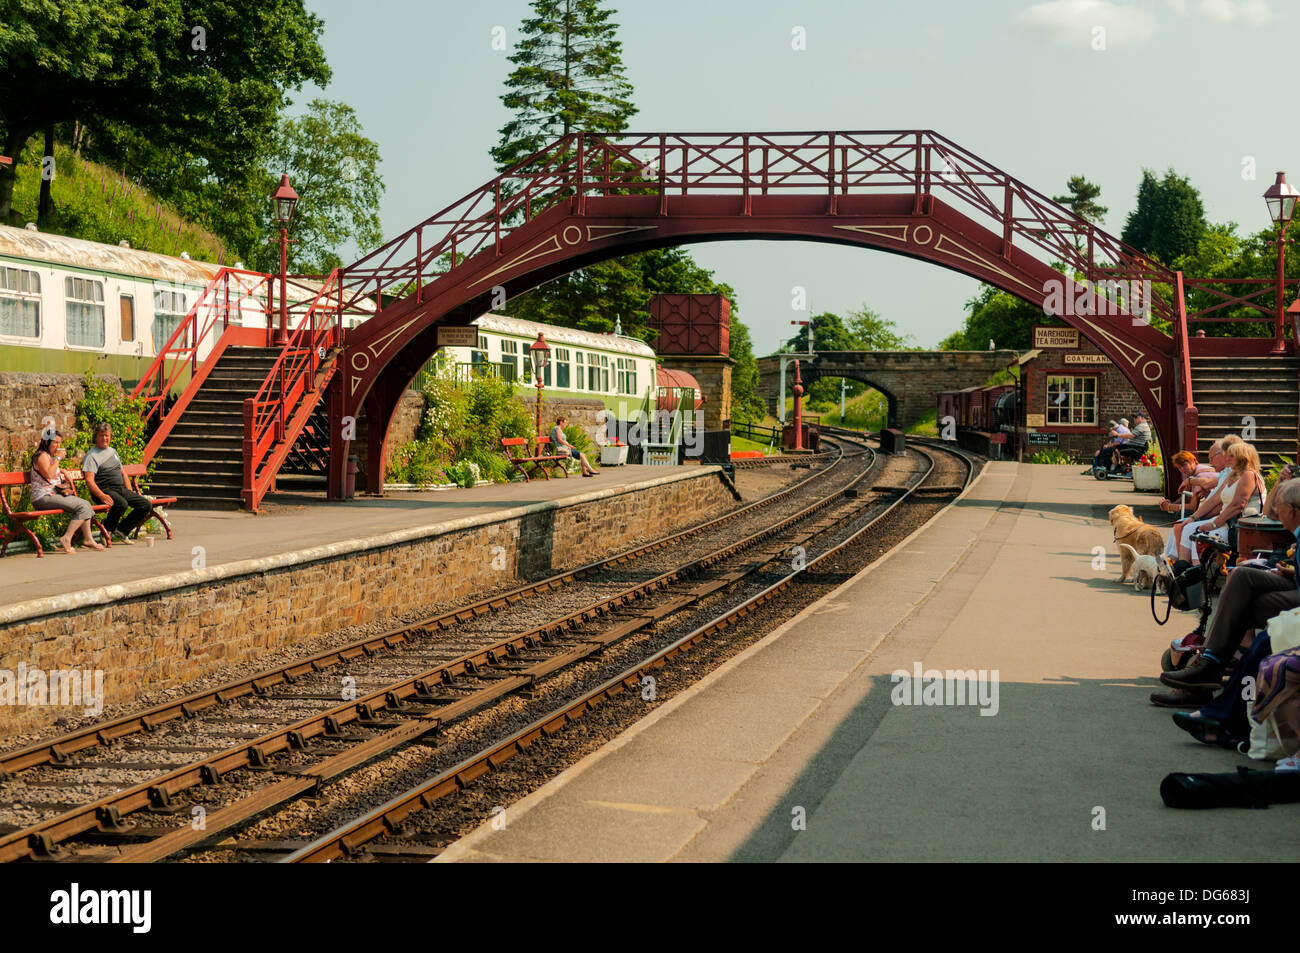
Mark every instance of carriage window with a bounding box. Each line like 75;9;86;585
501;339;519;378
1045;375;1096;426
602;354;610;392
554;347;570;389
574;351;585;391
616;357;637;395
588;353;601;392
65;276;105;348
120;295;135;342
0;266;41;338
152;287;189;352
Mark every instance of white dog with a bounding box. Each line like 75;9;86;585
1119;543;1169;592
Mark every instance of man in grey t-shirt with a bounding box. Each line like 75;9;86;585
82;423;153;543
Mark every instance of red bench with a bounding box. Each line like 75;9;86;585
501;436;569;482
0;463;176;557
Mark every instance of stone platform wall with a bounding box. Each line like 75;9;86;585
0;468;735;733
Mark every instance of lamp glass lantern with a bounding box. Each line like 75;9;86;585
1264;171;1299;225
529;333;551;383
273;174;299;225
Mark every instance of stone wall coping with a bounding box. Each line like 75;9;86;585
0;466;722;627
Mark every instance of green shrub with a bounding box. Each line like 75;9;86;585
1029;448;1075;465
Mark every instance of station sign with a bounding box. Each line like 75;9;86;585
1028;432;1059;445
437;325;479;347
1064;353;1110;365
1032;327;1079;348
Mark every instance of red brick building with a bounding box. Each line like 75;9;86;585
1016;326;1152;461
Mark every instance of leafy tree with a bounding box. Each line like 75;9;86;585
845;306;914;350
490;0;637;172
780;307;913;404
0;0;330;230
1121;168;1207;264
939;285;1043;351
1052;175;1108;224
728;317;763;423
258;99;384;273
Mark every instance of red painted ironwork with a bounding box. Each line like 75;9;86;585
326;130;1300;499
648;294;730;356
791;360;804;451
241;269;346;512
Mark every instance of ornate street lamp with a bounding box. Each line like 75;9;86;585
530;332;551;448
1264;171;1299;353
270;174;299;345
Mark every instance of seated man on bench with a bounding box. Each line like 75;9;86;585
82;423;153;545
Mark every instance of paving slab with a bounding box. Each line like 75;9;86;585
438;461;1298;864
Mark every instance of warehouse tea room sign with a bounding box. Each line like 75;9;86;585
1033;327;1079;349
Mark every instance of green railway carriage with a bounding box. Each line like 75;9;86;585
434;312;659;415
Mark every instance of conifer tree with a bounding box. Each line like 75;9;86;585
490;0;637;172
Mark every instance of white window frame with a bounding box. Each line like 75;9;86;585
0;265;42;339
65;275;105;349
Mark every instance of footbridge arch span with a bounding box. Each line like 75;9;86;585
330;131;1188;495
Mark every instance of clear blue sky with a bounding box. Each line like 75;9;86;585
300;0;1299;353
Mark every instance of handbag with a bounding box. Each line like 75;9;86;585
1152;561;1204;624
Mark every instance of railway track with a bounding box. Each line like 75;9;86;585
280;437;976;863
0;436;888;862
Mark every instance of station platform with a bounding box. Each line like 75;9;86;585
0;465;697;616
439;461;1294;863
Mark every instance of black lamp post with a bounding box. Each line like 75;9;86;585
530;332;551;448
270;174;299;345
1264;171;1298;353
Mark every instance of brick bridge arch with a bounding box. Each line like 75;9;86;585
756;351;1017;430
328;132;1193;496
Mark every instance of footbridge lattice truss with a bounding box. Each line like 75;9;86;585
140;131;1290;507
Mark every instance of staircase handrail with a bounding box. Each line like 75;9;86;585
1172;271;1198;453
131;268;270;424
242;269;344;509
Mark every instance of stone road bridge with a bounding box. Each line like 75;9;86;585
756;350;1018;430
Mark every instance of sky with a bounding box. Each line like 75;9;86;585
297;0;1300;354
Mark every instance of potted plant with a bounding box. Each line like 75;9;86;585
601;438;629;466
1132;451;1163;491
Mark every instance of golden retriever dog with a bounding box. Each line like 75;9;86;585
1109;504;1165;582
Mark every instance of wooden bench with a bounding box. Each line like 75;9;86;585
0;464;177;557
501;436;569;482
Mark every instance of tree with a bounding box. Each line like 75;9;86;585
1052;175;1108;224
0;0;330;222
845;306;914;350
939;285;1043;351
257;100;384;273
1121;168;1207;264
490;0;637;172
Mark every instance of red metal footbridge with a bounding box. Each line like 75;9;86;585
133;131;1299;509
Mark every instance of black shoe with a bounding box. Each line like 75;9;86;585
1150;687;1215;708
1172;711;1240;748
1160;657;1225;689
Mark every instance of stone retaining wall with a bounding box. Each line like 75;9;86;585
0;372;123;461
0;468;734;733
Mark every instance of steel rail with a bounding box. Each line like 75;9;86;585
284;441;972;863
0;442;846;780
0;440;879;862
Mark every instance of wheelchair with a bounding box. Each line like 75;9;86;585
1091;441;1147;480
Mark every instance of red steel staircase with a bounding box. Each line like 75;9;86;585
133;269;348;512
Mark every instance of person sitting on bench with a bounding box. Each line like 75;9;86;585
1160;477;1300;694
550;416;596;478
82;423;153;545
30;431;103;554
